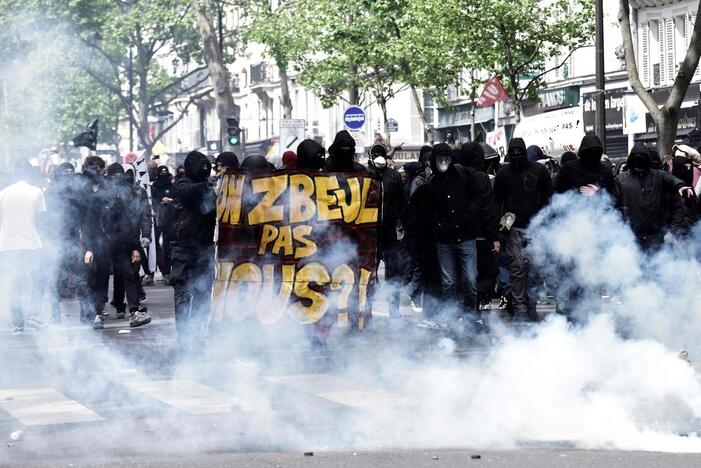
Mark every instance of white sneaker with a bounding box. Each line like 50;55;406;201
129;307;152;328
93;314;104;330
410;300;423;313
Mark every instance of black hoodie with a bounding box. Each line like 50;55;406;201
296;139;325;171
493;139;553;228
614;143;688;240
426;143;498;243
174;151;216;247
325;130;366;172
555;134;614;195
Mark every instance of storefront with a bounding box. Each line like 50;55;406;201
434;104;494;143
583;84;701;158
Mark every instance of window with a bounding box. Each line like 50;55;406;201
641;22;650;86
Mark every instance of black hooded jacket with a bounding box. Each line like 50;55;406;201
370;164;406;245
104;165;151;254
458;143;500;239
325;130;366;172
555;134;615;195
174;151;217;247
425;143;498;243
493;138;553;229
296;139;326;171
614;143;688;239
44;163;81;242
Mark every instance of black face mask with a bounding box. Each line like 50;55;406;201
628;153;651;175
580;148;603;167
509;150;527;169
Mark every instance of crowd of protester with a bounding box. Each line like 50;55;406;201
1;129;699;350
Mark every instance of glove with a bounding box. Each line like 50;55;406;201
140;237;151;248
208;175;219;187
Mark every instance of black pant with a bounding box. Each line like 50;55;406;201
374;240;402;318
171;244;215;353
50;243;81;322
78;254;110;322
111;250;141;312
155;226;173;276
476;239;498;307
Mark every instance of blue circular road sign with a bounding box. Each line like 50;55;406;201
343;106;366;130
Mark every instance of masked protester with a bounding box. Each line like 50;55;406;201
241;154;275;172
367;144;406;320
102;164;152;329
494;138;553;323
296;139;325;171
671;155;699;222
410;146;433;197
76;156;114;327
460;143;502;312
325;130;366;172
0;160;46;332
171;151;217;355
423;143;499;334
614;143;690;250
43;162;80;323
215;151;240;173
555;134;615;196
151;166;175;283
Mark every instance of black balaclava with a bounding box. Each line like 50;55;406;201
154;165;172;187
419;146;432;167
560;151;578;166
672;156;694;186
184;150;211;182
107;162;129;186
460;142;486;171
296;139;326;171
507;138;528;169
175;165;186;180
578;134;604;168
627;143;652;176
216;151;240;171
328;130;356;170
649;149;662;170
241;154;272;172
53;162;75;181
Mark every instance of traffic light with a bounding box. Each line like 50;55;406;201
226;117;241;146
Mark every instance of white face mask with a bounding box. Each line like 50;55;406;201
436;156;451;173
372;156;386;169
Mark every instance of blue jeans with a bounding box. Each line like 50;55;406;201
436;240;477;318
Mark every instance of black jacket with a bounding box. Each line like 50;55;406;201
104;180;152;254
77;174;111;257
44;173;82;242
493;161;553;229
173;152;217;247
427;161;498;244
614;147;688;238
555;135;615;195
372;166;406;245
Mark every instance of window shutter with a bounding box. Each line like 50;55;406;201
641;22;650;86
666;18;675;84
658;20;665;86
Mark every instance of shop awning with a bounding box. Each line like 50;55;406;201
634;127;699;142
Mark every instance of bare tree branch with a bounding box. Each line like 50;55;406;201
152;88;213;144
618;0;660;119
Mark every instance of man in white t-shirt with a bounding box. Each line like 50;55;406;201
0;160;46;331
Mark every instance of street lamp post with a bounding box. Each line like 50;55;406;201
595;0;606;152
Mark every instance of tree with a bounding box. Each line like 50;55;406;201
459;0;594;122
619;0;701;157
244;0;314;119
192;0;240;151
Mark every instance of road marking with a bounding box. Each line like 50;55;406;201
0;387;103;426
265;373;414;409
123;379;249;414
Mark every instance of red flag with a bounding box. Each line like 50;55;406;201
476;76;508;108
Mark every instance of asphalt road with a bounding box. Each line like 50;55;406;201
1;279;700;467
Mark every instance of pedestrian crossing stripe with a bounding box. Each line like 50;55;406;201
265;373;415;409
0;387;103;426
122;379;249;415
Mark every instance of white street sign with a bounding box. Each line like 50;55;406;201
279;119;306;160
